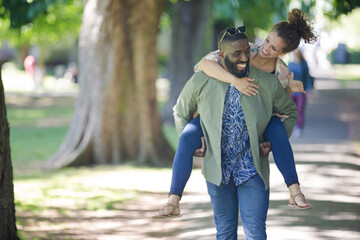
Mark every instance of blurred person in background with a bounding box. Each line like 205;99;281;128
24;55;37;89
288;49;314;137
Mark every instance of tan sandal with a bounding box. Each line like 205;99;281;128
288;193;313;209
152;203;181;219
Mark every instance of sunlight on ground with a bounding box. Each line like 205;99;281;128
5;61;360;239
333;64;360;80
13;150;360;239
2;62;78;94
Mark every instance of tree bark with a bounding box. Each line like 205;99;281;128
162;0;213;124
0;45;19;240
48;0;173;168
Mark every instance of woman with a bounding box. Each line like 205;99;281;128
154;8;317;218
288;49;314;137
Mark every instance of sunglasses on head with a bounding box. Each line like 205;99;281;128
218;26;247;50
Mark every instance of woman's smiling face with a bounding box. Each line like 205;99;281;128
259;31;287;59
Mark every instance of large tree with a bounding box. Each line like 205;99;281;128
1;0;359;168
0;44;19;240
1;0;174;168
48;0;173;167
162;0;213;124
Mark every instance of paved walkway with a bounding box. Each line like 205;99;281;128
11;73;360;239
118;76;360;240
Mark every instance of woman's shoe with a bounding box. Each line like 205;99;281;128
288;193;313;209
152;202;181;219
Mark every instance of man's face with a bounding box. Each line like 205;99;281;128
222;39;250;78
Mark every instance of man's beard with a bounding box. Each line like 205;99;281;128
224;56;249;78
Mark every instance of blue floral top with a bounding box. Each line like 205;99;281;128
221;84;258;185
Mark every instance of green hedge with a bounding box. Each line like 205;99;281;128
329;47;360;64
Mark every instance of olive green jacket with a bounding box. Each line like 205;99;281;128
173;66;298;190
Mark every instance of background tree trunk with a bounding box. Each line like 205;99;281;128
48;0;173;168
162;0;213;124
0;45;19;240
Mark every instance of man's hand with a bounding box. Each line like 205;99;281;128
232;77;259;96
259;141;272;156
193;137;206;157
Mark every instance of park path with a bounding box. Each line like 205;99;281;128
12;71;360;240
93;73;360;240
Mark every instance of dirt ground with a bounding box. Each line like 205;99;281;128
10;77;360;240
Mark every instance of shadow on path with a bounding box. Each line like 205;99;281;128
15;78;360;239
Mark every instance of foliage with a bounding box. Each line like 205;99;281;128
1;0;56;28
327;8;360;47
325;0;360;18
212;0;291;40
329;46;360;64
206;0;359;39
0;0;83;47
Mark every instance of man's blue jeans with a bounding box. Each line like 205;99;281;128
206;175;269;240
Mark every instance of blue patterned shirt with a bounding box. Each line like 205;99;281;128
221;84;258;185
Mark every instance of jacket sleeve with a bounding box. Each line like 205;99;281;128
273;85;298;138
173;72;204;136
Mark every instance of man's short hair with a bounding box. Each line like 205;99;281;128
218;27;248;50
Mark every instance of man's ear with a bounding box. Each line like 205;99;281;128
219;50;225;59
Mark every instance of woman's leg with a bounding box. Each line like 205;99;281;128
263;116;299;187
154;116;203;217
263;116;311;208
169;115;203;197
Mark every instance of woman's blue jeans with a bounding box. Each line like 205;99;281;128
263;116;299;186
169;116;203;197
206;175;269;240
169;115;299;197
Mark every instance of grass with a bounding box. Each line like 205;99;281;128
3;63;178;168
333;64;360;81
14;166;139;212
6;96;75;168
6;95;178;167
11;126;70;165
4;84;176;239
3;65;176;239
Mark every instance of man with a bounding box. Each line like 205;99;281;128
173;29;298;239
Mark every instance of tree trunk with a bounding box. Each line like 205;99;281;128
162;0;213;124
0;45;19;240
48;0;173;168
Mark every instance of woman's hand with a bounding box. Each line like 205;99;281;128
232;77;259;96
272;113;289;121
288;72;305;93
